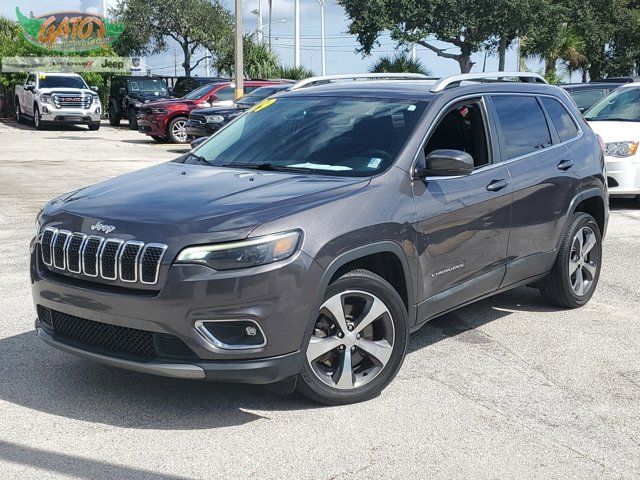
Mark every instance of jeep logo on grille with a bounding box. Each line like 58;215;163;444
90;221;116;234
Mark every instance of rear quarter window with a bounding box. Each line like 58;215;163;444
492;95;552;159
541;97;579;142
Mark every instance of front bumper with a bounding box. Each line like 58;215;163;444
137;114;166;137
31;243;323;384
605;156;640;196
36;323;303;383
40;105;101;124
185;120;222;138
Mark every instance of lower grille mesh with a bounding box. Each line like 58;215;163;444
39;307;198;360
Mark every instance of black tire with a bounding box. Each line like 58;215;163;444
15;99;24;123
539;212;602;308
108;104;121;126
297;269;408;405
88;122;100;131
127;108;138;130
167;116;189;143
33;105;45;130
150;135;165;142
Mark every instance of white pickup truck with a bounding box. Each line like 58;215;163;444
14;72;102;130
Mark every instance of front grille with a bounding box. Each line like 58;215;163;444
39;307;198;360
52;94;93;109
40;227;166;286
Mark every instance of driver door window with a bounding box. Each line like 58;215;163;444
423;99;491;169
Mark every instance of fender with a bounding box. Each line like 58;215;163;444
559;186;608;251
303;241;417;338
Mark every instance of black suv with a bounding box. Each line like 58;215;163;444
31;73;608;405
186;84;292;139
108;76;171;129
172;76;230;98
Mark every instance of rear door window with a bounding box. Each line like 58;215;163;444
571;89;605;111
215;87;235;101
541;97;579;142
492;95;552;159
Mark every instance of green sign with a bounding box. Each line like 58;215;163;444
16;6;124;52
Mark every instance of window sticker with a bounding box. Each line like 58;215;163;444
367;157;382;169
39;73;46;79
407;104;416;111
289;162;352;171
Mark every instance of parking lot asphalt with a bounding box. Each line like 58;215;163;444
0;119;639;479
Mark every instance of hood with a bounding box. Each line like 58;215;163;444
192;105;240;116
43;162;369;245
129;91;171;102
587;120;640;143
144;98;195;108
40;87;95;96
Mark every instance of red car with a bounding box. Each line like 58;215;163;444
137;80;285;143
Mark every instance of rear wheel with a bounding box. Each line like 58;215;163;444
15;99;24;123
298;270;408;405
168;116;188;143
539;212;602;308
108;104;121;126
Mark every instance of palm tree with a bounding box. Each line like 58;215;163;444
370;52;431;75
521;25;587;82
274;65;315;80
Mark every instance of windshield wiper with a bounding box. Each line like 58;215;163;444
585;117;640;122
221;162;316;173
185;152;214;166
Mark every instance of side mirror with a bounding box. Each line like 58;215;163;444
415;149;474;178
118;87;126;95
25;84;34;91
90;85;99;92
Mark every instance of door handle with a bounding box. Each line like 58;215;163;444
557;159;574;171
486;179;509;192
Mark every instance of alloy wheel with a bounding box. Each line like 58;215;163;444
171;120;188;143
569;226;599;296
306;290;395;390
34;111;40;128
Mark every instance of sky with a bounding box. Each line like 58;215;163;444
2;0;542;79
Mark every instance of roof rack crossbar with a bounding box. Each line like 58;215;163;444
430;72;547;93
291;73;432;90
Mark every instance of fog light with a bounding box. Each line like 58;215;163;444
42;106;49;114
194;320;266;350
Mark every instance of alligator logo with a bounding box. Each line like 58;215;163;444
90;221;116;234
15;7;125;53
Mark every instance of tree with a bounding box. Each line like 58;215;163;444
338;0;536;73
112;0;233;77
370;52;431;75
216;36;280;79
273;65;315;80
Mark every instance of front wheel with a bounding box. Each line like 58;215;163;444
168;116;188;143
127;109;138;130
539;212;602;308
33;105;44;130
298;269;408;405
88;122;100;131
15;100;24;123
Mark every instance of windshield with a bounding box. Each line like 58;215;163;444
39;75;87;89
192;96;427;176
128;79;168;93
585;87;640;122
183;83;218;100
237;86;289;106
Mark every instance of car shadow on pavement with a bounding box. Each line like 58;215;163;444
609;198;639;210
0;119;88;132
0;287;557;430
0;440;192;480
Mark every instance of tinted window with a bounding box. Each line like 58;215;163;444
541;97;579;141
192;97;428;177
183;83;217;99
571;89;605;111
492;95;551;158
39;75;87;89
216;87;235;101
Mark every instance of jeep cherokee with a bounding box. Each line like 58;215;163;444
31;72;608;405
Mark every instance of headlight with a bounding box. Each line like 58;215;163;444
41;95;51;104
175;231;300;271
151;107;166;114
205;115;225;123
605;141;639;157
133;102;143;108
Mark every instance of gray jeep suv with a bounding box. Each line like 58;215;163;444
31;73;608;405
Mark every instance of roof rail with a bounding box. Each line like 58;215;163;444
290;73;433;90
430;72;547;93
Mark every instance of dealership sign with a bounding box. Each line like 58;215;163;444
15;6;124;52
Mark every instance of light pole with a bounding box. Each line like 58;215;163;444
316;0;326;75
251;1;263;43
234;0;243;99
294;0;300;67
268;0;273;50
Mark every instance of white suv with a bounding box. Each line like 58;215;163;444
585;83;640;200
